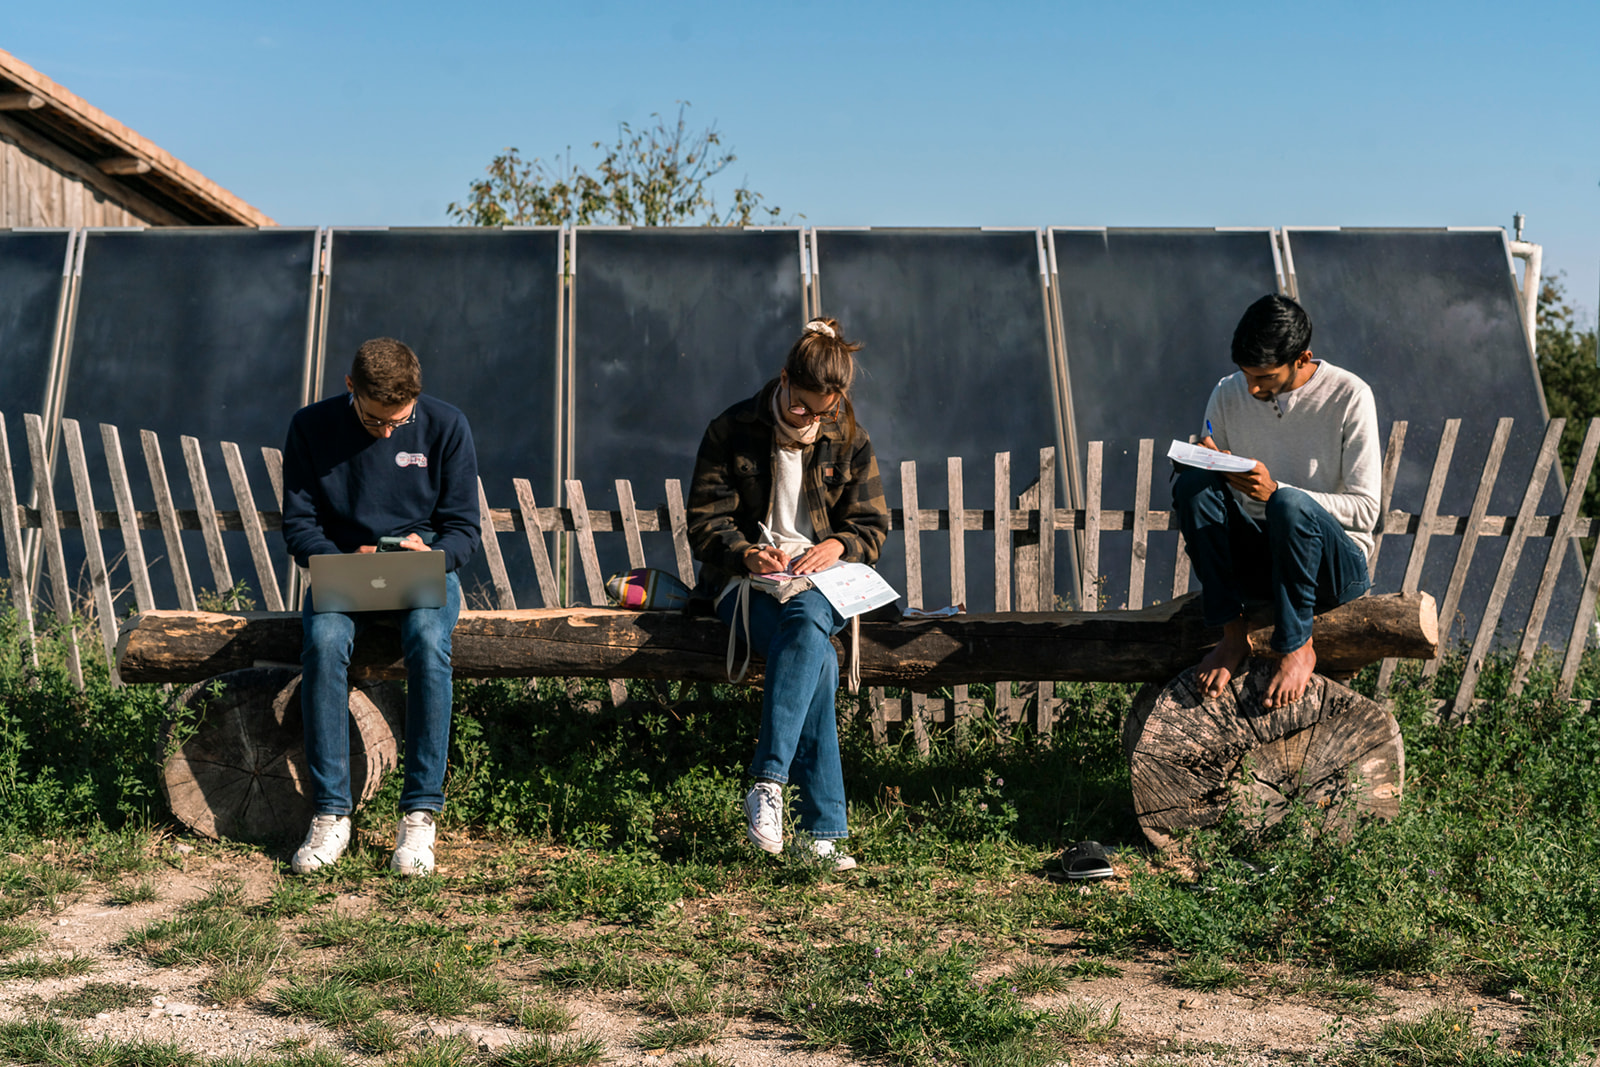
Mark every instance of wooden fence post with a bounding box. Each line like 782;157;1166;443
0;414;38;663
24;414;82;688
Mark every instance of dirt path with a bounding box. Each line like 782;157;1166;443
0;841;1533;1065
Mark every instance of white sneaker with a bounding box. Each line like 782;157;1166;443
291;814;351;875
391;811;437;876
744;782;783;854
789;837;858;873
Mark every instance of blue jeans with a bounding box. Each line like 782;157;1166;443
1173;468;1370;653
301;570;461;815
718;586;849;839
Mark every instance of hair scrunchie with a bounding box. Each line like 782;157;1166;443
804;320;836;338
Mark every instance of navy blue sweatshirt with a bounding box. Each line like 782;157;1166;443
281;393;481;573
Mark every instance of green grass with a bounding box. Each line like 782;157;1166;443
124;912;286;968
0;952;96;979
45;980;152;1018
514;997;576;1033
773;938;1054;1065
637;1017;724;1051
9;606;1600;1062
392;1039;474;1067
1007;957;1072;995
1331;1008;1518;1066
489;1035;608;1067
0;921;43;956
1165;954;1249;991
203;958;273;1006
0;1018;203;1067
107;879;160;906
1040;999;1122;1042
274;973;385;1027
348;1016;405;1054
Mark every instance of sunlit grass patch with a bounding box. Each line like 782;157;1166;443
1286;970;1383;1008
1008;957;1072;995
391;1037;474;1067
125;912;286;968
1331;1007;1516;1066
637;1017;723;1052
0;952;96;979
1164;954;1248;991
774;938;1051;1066
542;940;645;992
489;1034;608;1067
274;973;384;1027
637;962;720;1017
203;958;273;1006
256;878;329;919
0;864;84;917
514;996;576;1033
329;942;500;1017
0;1018;81;1064
1039;999;1122;1043
0;921;43;956
299;913;462;950
106;878;160;906
82;826;157;882
181;877;245;914
349;1015;405;1054
46;980;152;1018
1060;958;1121;980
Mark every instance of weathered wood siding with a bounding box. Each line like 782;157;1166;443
1;133;150;228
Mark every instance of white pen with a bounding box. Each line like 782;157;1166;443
757;521;778;547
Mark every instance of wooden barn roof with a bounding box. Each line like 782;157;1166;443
0;47;273;226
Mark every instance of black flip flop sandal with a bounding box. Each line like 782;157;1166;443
1061;841;1115;881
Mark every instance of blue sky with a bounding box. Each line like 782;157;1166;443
7;1;1599;319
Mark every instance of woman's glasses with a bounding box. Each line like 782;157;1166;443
785;385;840;424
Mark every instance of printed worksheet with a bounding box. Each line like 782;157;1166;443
805;562;901;618
1167;440;1258;474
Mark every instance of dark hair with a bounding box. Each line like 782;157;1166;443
1231;295;1312;368
783;317;863;443
351;338;422;405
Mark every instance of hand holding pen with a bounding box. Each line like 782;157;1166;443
743;521;791;574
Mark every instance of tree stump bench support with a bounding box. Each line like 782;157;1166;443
1124;661;1405;849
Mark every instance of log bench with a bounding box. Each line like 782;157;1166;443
125;591;1437;844
117;591;1438;687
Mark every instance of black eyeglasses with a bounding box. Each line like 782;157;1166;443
351;392;416;431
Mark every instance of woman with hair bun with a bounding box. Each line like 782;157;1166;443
686;317;889;871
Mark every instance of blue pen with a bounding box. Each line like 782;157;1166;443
1205;419;1213;440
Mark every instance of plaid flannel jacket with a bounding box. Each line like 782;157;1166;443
686;380;889;598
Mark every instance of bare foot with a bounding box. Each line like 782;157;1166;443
1196;618;1250;698
1265;639;1317;708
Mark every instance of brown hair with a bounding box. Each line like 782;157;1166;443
350;338;422;405
783;317;862;443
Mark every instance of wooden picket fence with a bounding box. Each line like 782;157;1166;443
3;410;1599;736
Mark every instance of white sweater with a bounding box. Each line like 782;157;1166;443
1202;360;1381;556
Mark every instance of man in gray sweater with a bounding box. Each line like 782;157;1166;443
1174;294;1379;708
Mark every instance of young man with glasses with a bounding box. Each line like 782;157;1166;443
280;338;481;875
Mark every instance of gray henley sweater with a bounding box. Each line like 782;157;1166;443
1202;360;1381;556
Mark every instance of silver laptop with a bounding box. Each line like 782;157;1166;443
308;552;448;613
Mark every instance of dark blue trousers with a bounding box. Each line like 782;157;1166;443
1172;468;1370;653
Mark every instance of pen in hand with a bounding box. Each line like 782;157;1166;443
748;521;789;573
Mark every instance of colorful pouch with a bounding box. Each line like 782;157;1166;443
605;568;692;611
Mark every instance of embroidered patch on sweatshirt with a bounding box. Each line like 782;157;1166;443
395;452;428;468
